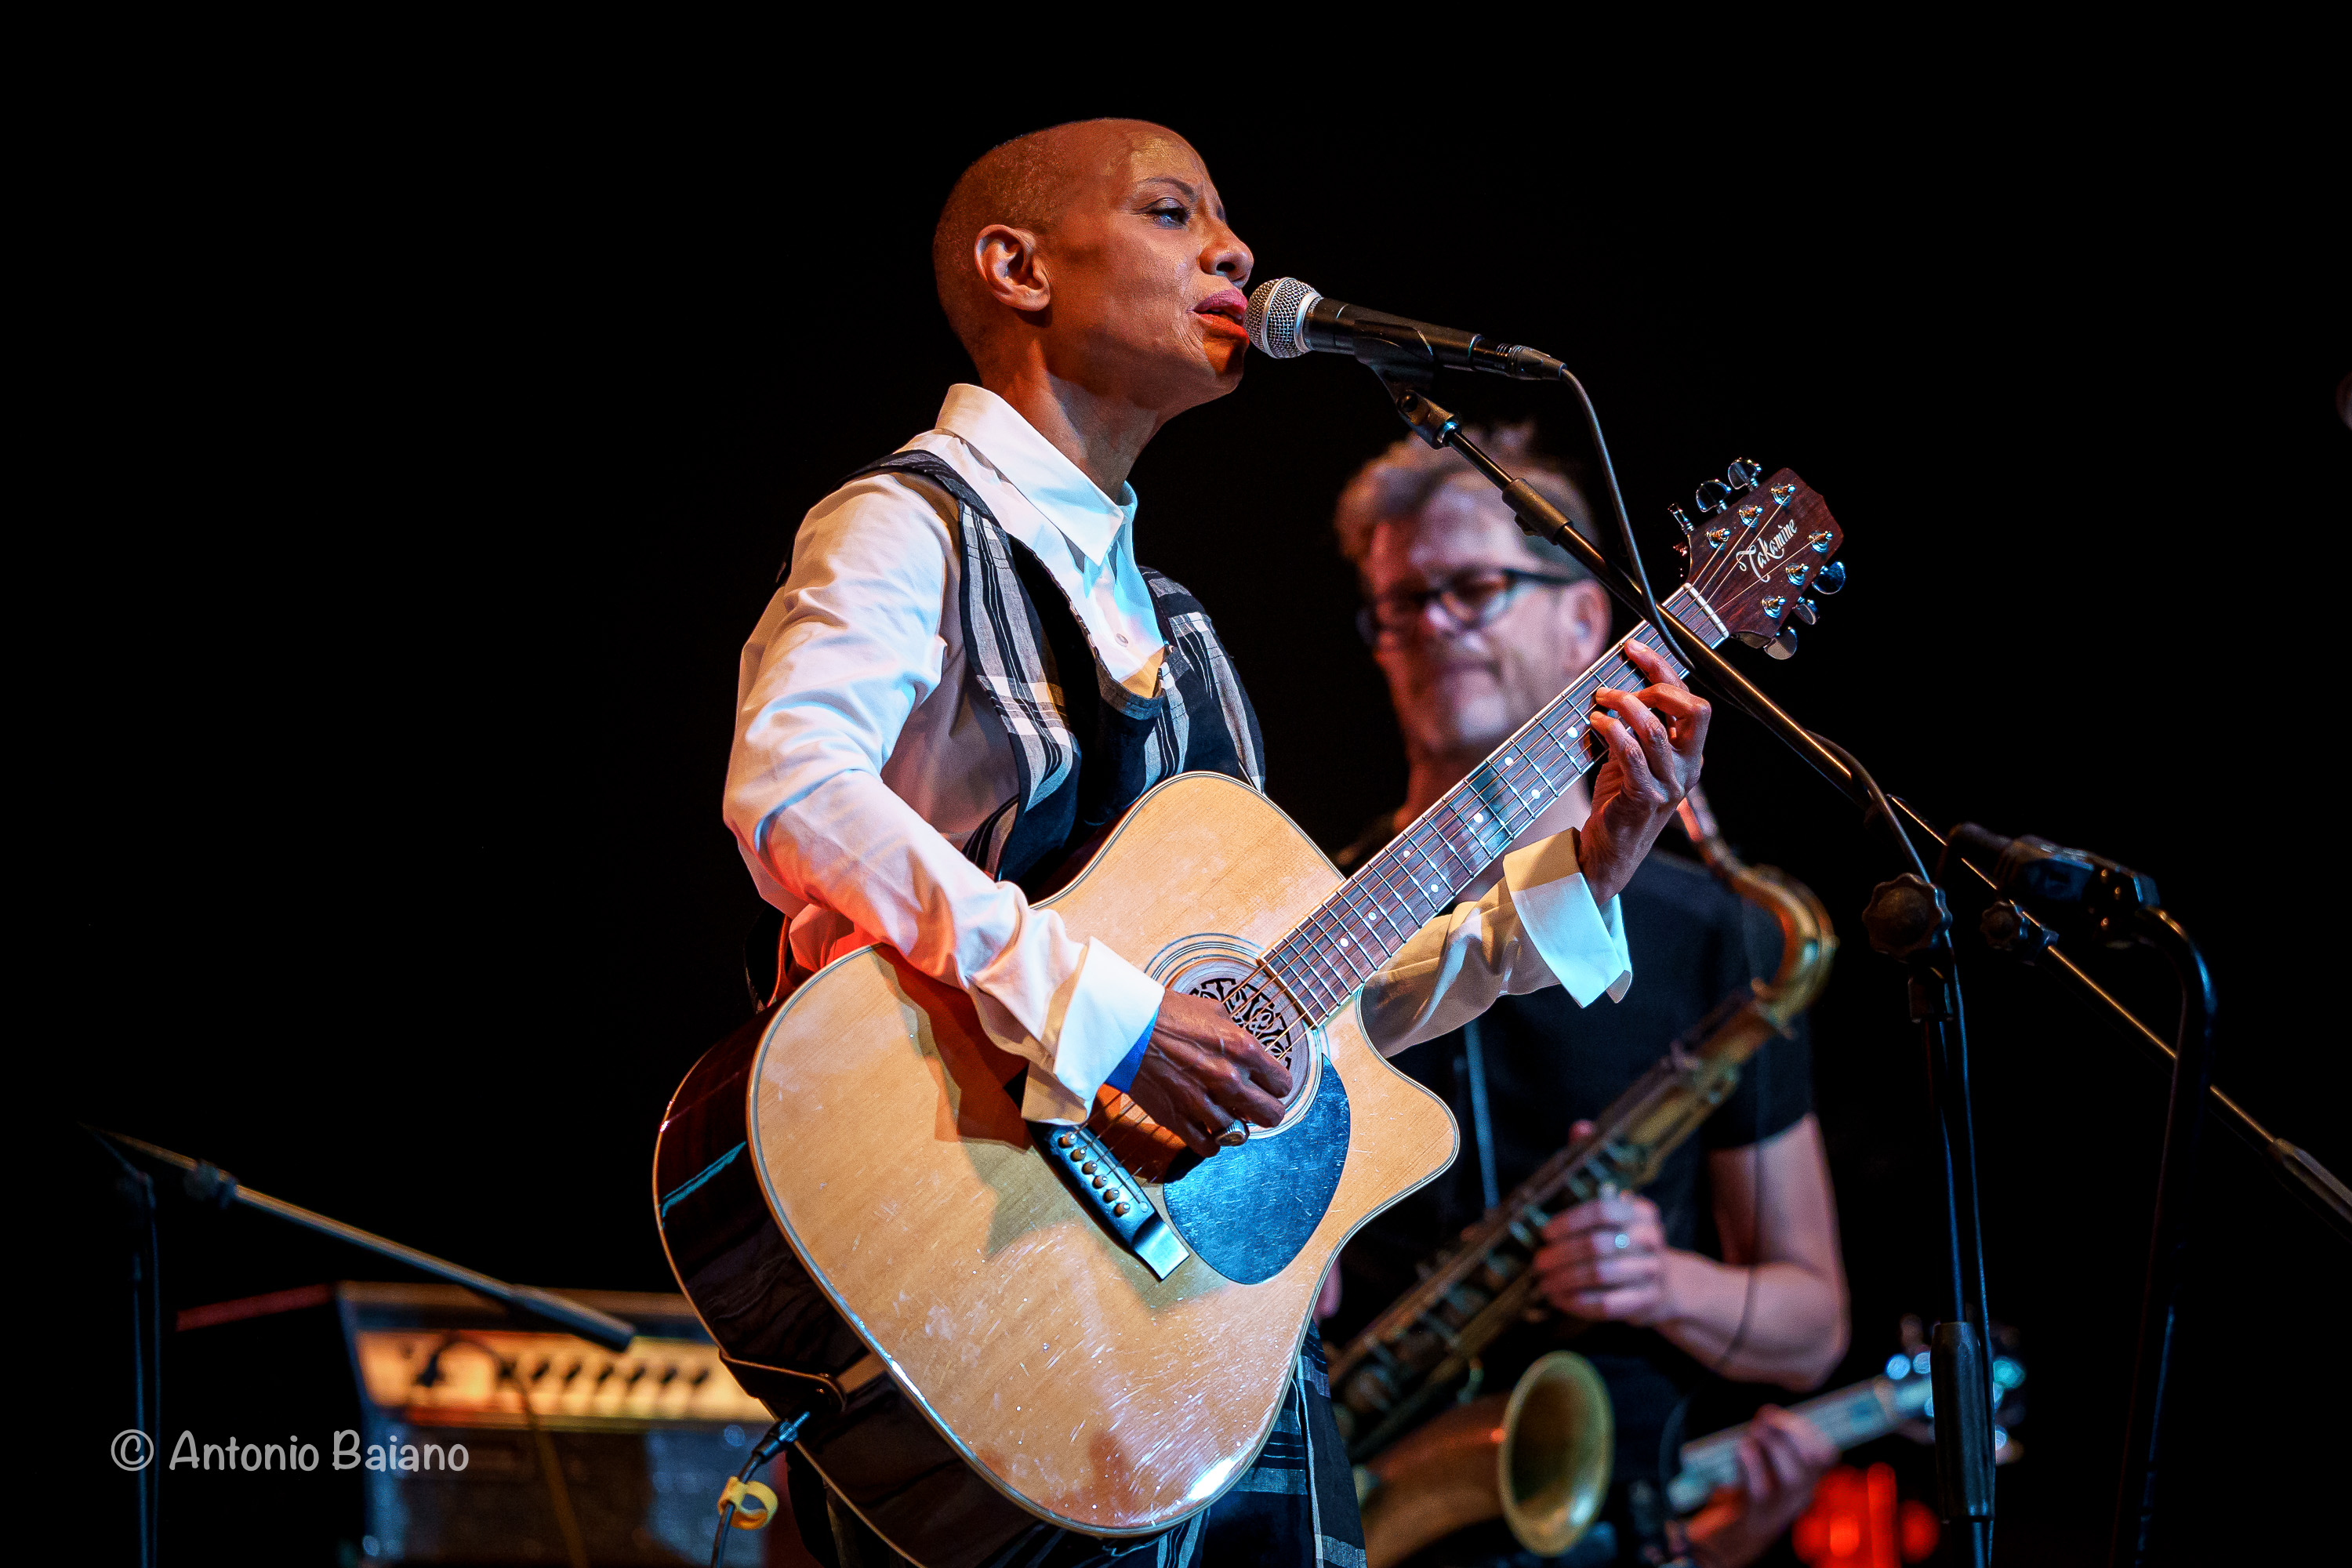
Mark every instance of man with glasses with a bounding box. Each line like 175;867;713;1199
1322;428;1850;1568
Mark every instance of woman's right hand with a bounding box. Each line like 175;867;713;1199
1125;989;1292;1156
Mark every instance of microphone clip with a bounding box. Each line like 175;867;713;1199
1374;368;1457;452
1944;828;2160;949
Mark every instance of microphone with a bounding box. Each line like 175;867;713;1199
1943;825;2162;946
1243;278;1567;380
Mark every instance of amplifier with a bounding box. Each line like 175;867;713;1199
166;1281;813;1566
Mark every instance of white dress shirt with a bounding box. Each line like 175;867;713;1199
724;384;1632;1123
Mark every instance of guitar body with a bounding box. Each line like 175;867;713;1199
655;773;1459;1563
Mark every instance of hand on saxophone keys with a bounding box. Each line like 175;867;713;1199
1533;1120;1676;1324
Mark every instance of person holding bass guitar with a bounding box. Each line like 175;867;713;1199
720;121;1709;1566
1319;427;1847;1568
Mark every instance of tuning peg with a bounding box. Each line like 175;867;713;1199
1668;503;1694;534
1812;560;1846;595
1692;479;1731;516
1790;597;1818;626
1767;627;1798;659
1726;458;1763;492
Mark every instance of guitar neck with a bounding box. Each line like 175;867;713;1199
1666;1374;1932;1512
1258;583;1726;1022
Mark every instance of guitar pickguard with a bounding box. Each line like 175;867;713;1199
1160;1058;1352;1284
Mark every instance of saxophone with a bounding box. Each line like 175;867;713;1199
1333;786;1838;1566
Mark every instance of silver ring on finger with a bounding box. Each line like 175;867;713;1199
1217;1118;1250;1148
1613;1231;1631;1251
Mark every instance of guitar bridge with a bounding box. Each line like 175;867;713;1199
1028;1122;1191;1281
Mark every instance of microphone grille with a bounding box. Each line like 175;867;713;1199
1244;277;1319;358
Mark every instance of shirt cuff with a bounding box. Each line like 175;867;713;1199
1104;1014;1156;1094
1502;833;1633;1006
1018;938;1166;1123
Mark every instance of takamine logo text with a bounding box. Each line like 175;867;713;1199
1735;518;1798;581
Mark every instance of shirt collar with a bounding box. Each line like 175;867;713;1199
934;383;1137;564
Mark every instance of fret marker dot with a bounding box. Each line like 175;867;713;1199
1339;936;1351;947
1428;882;1441;894
1472;811;1484;823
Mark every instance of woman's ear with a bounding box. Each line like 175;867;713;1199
975;223;1051;315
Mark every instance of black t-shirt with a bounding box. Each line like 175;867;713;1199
1327;822;1815;1490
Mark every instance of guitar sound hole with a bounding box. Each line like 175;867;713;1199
1146;935;1323;1132
1186;973;1300;1069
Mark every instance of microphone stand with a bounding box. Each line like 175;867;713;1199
89;1127;638;1350
1889;804;2348;1566
1359;362;1998;1567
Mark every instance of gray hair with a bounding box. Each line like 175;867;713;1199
1332;423;1592;580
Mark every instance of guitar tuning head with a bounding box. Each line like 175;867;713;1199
1766;626;1798;659
1692;479;1732;517
1668;503;1694;534
1813;560;1847;595
1790;597;1818;626
1726;458;1763;492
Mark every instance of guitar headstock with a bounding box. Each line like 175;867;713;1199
1671;460;1845;659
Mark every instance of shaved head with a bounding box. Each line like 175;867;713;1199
931;119;1181;361
919;119;1251;484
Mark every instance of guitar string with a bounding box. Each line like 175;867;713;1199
1226;668;1607;1029
1199;490;1817;1083
1214;611;1691;1042
1255;482;1799;1021
1241;619;1671;1020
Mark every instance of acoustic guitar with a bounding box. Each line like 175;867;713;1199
654;463;1843;1566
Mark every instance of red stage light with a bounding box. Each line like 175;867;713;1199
1791;1463;1934;1566
1898;1498;1941;1563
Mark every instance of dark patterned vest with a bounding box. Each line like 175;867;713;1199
841;451;1266;890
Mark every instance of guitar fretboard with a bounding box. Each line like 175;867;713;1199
1670;1375;1930;1506
1255;584;1725;1025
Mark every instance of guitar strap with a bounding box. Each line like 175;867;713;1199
838;451;1265;892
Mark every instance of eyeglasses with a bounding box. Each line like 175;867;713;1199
1356;567;1581;646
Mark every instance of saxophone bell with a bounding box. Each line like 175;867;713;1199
1356;1352;1614;1568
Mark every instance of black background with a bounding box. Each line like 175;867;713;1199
53;87;2346;1564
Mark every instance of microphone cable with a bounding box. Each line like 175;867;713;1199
1552;368;1690;676
1540;360;1936;885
